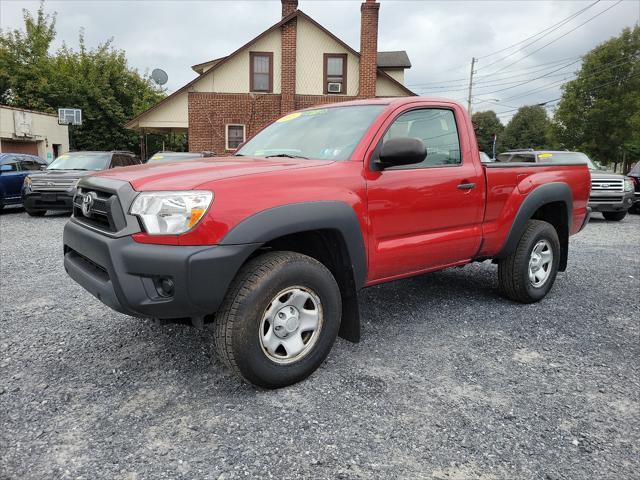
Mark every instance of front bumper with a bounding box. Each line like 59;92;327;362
63;219;259;319
24;191;74;211
588;190;635;212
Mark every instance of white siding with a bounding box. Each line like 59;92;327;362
376;74;409;97
381;68;405;84
193;29;282;94
295;16;360;96
0;107;69;160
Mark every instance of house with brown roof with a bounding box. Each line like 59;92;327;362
125;0;414;156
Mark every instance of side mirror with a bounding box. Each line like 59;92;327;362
0;164;13;173
376;137;427;170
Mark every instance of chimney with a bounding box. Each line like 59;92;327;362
282;0;298;18
359;0;379;98
280;2;298;113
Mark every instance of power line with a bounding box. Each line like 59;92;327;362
407;57;581;88
500;57;635;101
487;0;623;75
476;0;600;67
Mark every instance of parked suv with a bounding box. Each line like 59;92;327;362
23;151;140;216
497;150;635;221
627;162;640;213
0;153;47;211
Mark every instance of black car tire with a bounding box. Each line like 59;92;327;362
602;211;627;221
25;208;46;217
498;220;560;304
214;251;342;389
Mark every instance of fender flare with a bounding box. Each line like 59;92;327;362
220;201;368;289
497;182;572;261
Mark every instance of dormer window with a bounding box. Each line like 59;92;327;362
324;54;347;94
250;52;273;93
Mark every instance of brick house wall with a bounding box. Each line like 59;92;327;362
188;0;402;155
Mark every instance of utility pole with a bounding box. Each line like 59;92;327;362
467;57;477;115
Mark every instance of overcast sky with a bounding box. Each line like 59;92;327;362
1;0;638;122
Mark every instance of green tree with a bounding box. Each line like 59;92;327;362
502;105;552;151
0;1;165;152
472;110;504;156
553;26;640;168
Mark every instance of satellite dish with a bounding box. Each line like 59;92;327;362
151;68;168;86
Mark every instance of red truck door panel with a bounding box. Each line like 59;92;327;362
365;105;485;282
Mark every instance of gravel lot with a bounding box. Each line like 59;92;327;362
1;208;638;480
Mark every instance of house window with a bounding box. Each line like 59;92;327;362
226;124;246;150
324;53;348;94
250;52;273;93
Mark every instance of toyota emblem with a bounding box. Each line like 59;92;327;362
81;192;96;217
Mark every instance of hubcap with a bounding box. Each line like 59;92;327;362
259;287;323;364
528;239;553;287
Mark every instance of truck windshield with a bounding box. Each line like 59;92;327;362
536;152;597;169
48;152;111;171
236;105;386;161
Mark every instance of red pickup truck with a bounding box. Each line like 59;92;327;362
63;98;591;388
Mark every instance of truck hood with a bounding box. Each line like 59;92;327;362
92;156;335;191
29;169;94;181
589;171;626;180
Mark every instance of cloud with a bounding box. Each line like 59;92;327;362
1;0;637;122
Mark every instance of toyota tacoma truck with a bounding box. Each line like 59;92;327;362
63;98;591;388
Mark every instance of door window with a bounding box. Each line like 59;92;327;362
381;109;461;168
19;158;42;171
1;158;19;172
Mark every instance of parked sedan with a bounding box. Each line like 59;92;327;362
0;153;47;211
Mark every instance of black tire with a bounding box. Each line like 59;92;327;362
25;208;46;217
214;251;342;388
498;220;560;304
602;211;627;221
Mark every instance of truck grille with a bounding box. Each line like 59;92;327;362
589;195;623;203
591;179;624;192
31;178;75;192
73;188;120;232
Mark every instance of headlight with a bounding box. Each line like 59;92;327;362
24;176;32;188
623;178;633;192
130;191;213;235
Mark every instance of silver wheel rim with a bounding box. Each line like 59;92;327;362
528;239;553;287
259;286;323;364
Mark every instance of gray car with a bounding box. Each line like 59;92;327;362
497;150;635;221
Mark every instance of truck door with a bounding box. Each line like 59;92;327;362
365;104;485;281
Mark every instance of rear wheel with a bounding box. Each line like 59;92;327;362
602;211;627;221
498;220;560;303
214;251;341;388
25;208;46;217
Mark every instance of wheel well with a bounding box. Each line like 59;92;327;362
531;201;569;271
258;229;361;342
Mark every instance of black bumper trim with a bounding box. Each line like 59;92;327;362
63;220;260;319
24;192;74;210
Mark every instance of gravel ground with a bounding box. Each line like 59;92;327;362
1;208;638;480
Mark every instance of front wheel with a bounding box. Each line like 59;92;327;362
498;220;560;303
602;211;627;221
214;251;342;388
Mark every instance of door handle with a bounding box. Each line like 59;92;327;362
457;182;476;190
